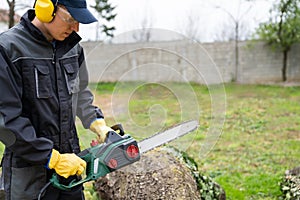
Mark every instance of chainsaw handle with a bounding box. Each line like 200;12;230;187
50;173;91;191
110;124;125;136
50;147;107;191
105;130;124;144
49;124;141;191
77;148;90;157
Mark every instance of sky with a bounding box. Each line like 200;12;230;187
1;0;276;42
82;0;275;42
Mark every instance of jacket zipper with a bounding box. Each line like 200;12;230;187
52;48;56;65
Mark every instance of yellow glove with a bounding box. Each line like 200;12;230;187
90;118;113;143
48;149;86;179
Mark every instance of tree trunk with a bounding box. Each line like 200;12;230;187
94;147;226;200
234;22;239;82
282;50;288;82
7;0;15;28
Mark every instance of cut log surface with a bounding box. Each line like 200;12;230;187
95;148;201;200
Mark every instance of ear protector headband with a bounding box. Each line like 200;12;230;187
34;0;58;23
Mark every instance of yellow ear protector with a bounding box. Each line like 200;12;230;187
34;0;58;23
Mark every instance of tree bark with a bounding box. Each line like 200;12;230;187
7;0;15;28
94;147;225;200
282;50;288;82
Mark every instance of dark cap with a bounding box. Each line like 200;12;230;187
54;0;97;24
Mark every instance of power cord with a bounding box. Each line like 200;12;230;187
37;181;51;200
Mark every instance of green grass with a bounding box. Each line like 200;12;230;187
89;82;300;199
200;83;300;199
1;82;299;199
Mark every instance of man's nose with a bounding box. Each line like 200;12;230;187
70;22;79;32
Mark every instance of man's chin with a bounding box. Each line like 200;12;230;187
54;35;68;41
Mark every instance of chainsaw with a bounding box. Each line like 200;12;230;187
49;120;199;190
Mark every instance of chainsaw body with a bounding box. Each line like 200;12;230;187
50;127;140;190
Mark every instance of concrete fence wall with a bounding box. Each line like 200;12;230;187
81;40;300;84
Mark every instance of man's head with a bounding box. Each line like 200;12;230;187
34;0;97;24
33;0;97;41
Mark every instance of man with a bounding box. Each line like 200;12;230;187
0;0;112;199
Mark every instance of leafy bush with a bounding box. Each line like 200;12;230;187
165;147;225;200
280;173;300;200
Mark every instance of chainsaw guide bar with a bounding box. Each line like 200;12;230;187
138;120;199;154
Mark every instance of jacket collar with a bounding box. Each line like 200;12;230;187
20;9;82;54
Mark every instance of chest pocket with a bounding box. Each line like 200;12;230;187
34;65;52;98
63;63;80;94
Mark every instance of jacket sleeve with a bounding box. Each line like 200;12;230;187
0;47;53;165
75;46;104;128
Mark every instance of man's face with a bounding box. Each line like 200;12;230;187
45;6;79;41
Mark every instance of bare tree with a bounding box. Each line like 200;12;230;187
5;0;31;28
132;16;153;42
131;3;154;43
7;0;15;28
212;0;254;82
177;10;202;42
214;17;252;42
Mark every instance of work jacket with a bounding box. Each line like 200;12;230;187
0;10;103;199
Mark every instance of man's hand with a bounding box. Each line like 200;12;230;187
89;118;113;143
48;149;86;178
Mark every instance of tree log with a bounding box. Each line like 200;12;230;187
94;147;225;200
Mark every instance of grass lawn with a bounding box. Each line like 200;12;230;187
0;82;299;199
87;82;300;199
